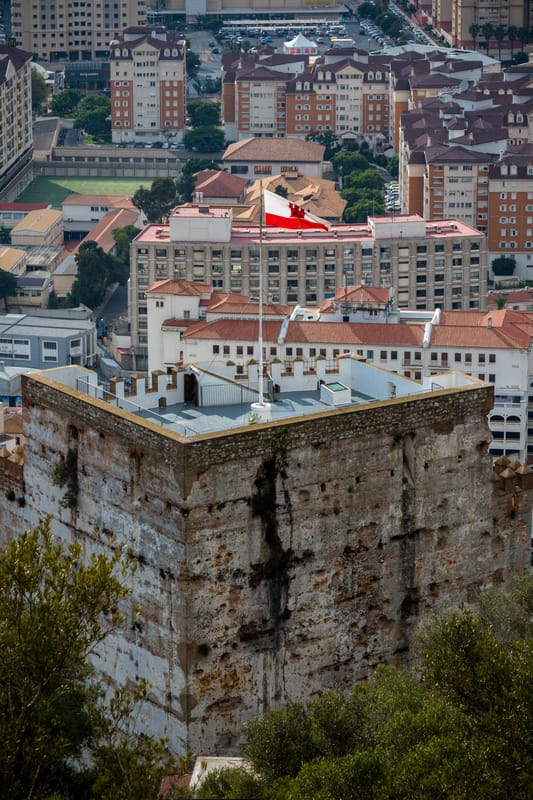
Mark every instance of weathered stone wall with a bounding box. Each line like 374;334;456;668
0;372;529;756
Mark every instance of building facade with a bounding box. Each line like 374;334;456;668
0;46;33;198
0;311;97;369
129;209;487;368
109;27;186;145
11;0;146;62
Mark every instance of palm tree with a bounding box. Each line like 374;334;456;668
507;25;518;57
481;22;494;55
469;22;480;50
494;25;507;60
517;26;529;52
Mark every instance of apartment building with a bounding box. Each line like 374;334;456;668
431;0;525;51
109;27;186;145
487;146;533;265
11;0;146;62
396;65;533;267
222;49;390;145
128;208;487;368
0;46;33;198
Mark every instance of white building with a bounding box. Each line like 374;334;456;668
144;279;533;463
109;27;186;145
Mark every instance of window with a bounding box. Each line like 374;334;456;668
380;351;387;360
213;345;220;354
489;354;496;363
42;341;58;362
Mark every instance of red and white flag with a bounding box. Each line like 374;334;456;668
264;189;329;231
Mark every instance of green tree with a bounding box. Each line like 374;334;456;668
0;518;188;800
517;26;530;51
74;94;111;141
507;25;518;56
481;22;494;54
274;184;288;198
0;269;18;311
49;88;82;116
70;240;113;308
111;224;140;285
332;150;370;175
186;50;201;79
305;130;339;160
469;22;480;49
132;177;178;223
494;25;507;60
343;168;384;192
187;100;221;127
31;68;48;114
183;126;225;153
0;517;129;799
387;154;399;179
491;255;516;276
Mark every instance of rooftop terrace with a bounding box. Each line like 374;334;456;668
35;357;483;440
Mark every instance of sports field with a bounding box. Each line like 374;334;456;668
17;176;156;208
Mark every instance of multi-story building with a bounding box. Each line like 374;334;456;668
128;207;487;368
0;309;97;369
397;68;533;274
0;45;33;198
10;0;146;62
223;49;391;146
431;0;525;51
487;146;533;265
109;27;186;145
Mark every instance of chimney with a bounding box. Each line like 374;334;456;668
487;316;492;329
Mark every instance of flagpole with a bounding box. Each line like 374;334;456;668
251;181;270;421
258;179;265;405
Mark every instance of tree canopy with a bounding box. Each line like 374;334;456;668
195;574;533;800
132;177;179;223
0;269;18;311
70;240;114;308
0;517;187;799
31;68;48;114
49;88;82;116
187;100;221;128
74;94;111;141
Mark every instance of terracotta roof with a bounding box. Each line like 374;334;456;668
147;279;213;296
239;174;345;223
75;208;140;254
63;195;137;209
320;284;390;311
223;137;324;163
194;170;248;198
182;314;533;350
0;203;49;212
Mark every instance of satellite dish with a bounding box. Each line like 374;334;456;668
460;79;469;91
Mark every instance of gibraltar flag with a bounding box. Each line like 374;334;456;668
264;189;329;231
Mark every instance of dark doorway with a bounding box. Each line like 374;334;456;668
184;372;198;405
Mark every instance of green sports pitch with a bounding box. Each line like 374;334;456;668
16;177;156;208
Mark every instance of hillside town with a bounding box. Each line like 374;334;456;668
0;0;532;797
